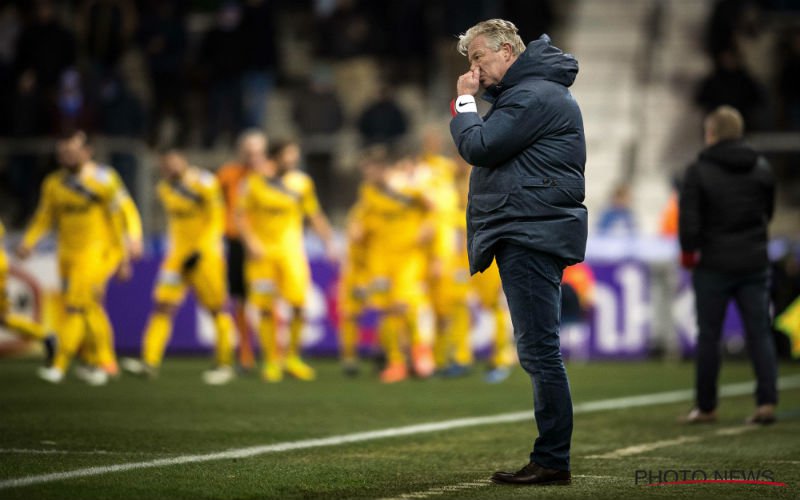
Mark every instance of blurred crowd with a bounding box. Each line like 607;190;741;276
696;0;800;131
0;0;560;227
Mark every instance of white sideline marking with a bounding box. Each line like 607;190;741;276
1;374;799;491
0;449;115;455
378;480;491;500
584;425;758;459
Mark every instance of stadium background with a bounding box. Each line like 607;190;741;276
0;0;799;361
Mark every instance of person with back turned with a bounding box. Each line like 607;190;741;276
679;105;778;425
450;19;587;486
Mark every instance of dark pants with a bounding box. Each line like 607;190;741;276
693;267;778;412
494;242;572;471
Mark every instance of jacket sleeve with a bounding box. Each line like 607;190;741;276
678;163;703;252
450;90;544;168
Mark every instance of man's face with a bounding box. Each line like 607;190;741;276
159;152;187;180
57;137;85;172
468;35;514;89
238;136;267;168
276;144;301;172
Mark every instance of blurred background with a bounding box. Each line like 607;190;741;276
1;0;799;362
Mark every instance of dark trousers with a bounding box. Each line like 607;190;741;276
494;242;572;471
692;267;778;412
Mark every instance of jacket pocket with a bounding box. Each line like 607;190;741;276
468;193;509;232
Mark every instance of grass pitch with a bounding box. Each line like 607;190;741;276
1;358;799;499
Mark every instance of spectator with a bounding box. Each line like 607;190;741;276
138;0;187;146
78;0;138;75
596;183;636;237
357;86;408;146
239;0;278;129
14;0;77;104
695;48;766;130
199;1;246;148
678;105;777;425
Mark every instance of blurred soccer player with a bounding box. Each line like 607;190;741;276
17;131;131;385
217;130;268;371
121;149;235;385
237;139;335;382
338;149;386;376
68;136;143;379
0;220;54;360
357;148;436;383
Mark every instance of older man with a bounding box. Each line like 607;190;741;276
450;20;587;485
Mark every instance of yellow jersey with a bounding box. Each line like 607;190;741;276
420;154;460;261
22;166;126;260
91;165;142;260
157;167;224;257
359;176;432;256
238;170;320;253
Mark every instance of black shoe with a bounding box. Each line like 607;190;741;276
491;462;571;486
43;334;57;366
342;360;360;378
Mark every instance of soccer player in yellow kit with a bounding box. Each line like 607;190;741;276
238;139;336;382
357;150;436;383
338;149;386;376
0;220;55;360
17;132;130;385
71;141;143;379
122;149;235;385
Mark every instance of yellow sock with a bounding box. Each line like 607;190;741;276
142;312;173;368
213;312;234;367
404;306;423;349
4;314;45;340
380;313;405;365
287;314;303;358
451;304;473;366
258;313;279;364
339;316;358;362
433;314;449;368
86;304;117;368
53;310;87;372
491;305;511;368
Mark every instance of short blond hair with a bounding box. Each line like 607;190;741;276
457;19;526;57
705;105;744;141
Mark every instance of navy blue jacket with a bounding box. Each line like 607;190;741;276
450;35;588;274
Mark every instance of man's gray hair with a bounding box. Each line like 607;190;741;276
457;19;526;57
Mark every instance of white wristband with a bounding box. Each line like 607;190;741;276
455;95;478;114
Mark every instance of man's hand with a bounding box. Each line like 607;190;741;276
457;68;480;96
15;244;31;260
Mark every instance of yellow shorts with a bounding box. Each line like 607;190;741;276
154;249;228;311
59;252;108;309
471;260;502;307
246;250;310;309
428;254;470;314
367;250;426;310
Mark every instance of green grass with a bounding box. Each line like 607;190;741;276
1;358;799;499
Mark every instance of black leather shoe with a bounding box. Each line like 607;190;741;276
491;462;571;485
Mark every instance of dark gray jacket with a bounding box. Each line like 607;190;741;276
450;35;588;275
